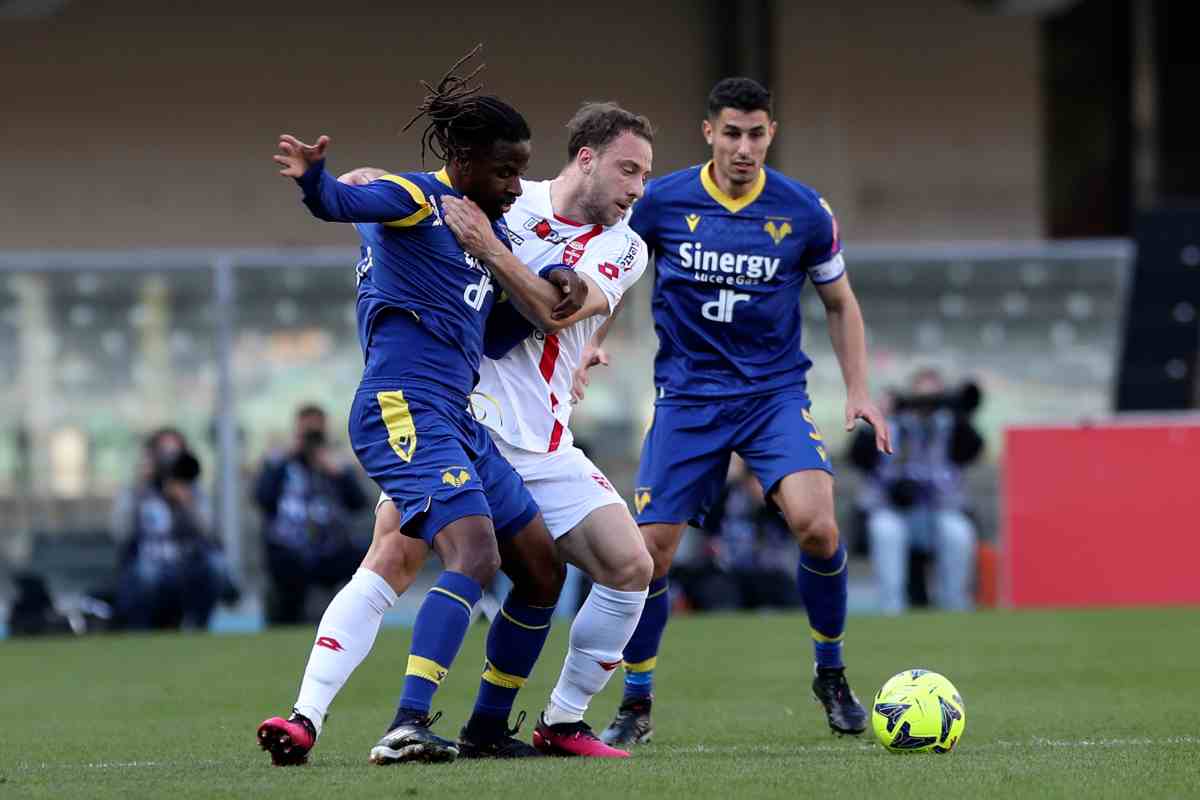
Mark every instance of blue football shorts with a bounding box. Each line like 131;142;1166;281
350;378;539;544
633;388;833;530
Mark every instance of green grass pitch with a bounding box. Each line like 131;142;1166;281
4;607;1198;799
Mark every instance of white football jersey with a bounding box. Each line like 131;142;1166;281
473;179;648;453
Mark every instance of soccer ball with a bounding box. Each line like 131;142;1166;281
871;669;965;753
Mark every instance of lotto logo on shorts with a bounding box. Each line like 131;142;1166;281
634;487;652;514
591;473;614;493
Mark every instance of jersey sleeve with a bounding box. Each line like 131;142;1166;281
802;195;846;285
574;230;649;314
296;164;433;226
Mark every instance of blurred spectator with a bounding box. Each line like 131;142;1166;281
672;456;801;611
255;404;368;624
849;368;984;614
112;427;228;629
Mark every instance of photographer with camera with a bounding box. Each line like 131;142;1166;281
113;427;226;629
255;404;369;624
849;368;984;615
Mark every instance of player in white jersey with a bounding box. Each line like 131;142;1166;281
279;103;656;760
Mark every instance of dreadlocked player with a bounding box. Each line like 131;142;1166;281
257;47;588;766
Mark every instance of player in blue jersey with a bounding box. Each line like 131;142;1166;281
257;52;590;767
596;78;893;745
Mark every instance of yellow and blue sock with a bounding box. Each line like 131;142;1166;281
391;571;481;727
797;541;848;669
620;576;669;702
467;593;555;735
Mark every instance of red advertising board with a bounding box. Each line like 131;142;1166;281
1002;421;1200;607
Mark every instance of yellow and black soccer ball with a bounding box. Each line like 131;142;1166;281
872;669;966;753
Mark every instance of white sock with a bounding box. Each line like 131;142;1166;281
545;584;647;725
293;568;397;737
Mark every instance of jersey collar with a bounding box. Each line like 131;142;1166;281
700;160;765;214
433;167;453;188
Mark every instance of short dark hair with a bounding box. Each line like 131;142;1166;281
566;102;654;160
403;45;531;165
296;404;326;420
706;77;772;119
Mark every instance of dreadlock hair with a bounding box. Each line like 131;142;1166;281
402;44;531;166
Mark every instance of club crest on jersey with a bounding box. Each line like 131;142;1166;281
763;218;793;246
441;467;471;488
563;238;587;266
634;487;652;514
685;213;701;232
524;216;568;245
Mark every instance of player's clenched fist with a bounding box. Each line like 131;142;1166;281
546;269;587;320
274;134;331;178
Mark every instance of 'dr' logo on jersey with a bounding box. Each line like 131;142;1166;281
634;488;652;514
685;213;701;232
764;218;793;245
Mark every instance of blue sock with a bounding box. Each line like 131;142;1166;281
797;541;848;669
621;576;669;701
469;593;555;732
391;571;482;727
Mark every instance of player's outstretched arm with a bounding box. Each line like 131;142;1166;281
815;275;893;454
338;167;389;186
274;136;420;223
441;196;601;332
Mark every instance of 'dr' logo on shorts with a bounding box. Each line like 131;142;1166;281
634;487;652;514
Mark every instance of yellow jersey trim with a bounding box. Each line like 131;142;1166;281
699;160;766;214
430;586;473;616
500;608;551;631
406;654;450;684
433;167;453;188
624;657;657;673
378;174;433;228
481;660;527;690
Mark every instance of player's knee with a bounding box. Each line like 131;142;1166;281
438;526;502;585
629;547;654;589
362;527;423;594
645;541;673;580
793;514;839;559
518;556;566;606
600;547;653;591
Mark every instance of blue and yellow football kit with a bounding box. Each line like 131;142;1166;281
629;161;846;529
616;162;858;719
296;162;537;544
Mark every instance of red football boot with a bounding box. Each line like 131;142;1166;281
257;712;317;766
532;714;631;758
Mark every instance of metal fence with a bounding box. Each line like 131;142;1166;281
0;241;1133;592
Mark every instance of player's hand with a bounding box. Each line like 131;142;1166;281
845;392;893;454
570;345;610;404
337;166;387;186
274;134;330;178
442;196;505;261
547;268;587;320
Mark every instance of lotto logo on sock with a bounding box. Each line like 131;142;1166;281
316;636;345;652
597;659;623;672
